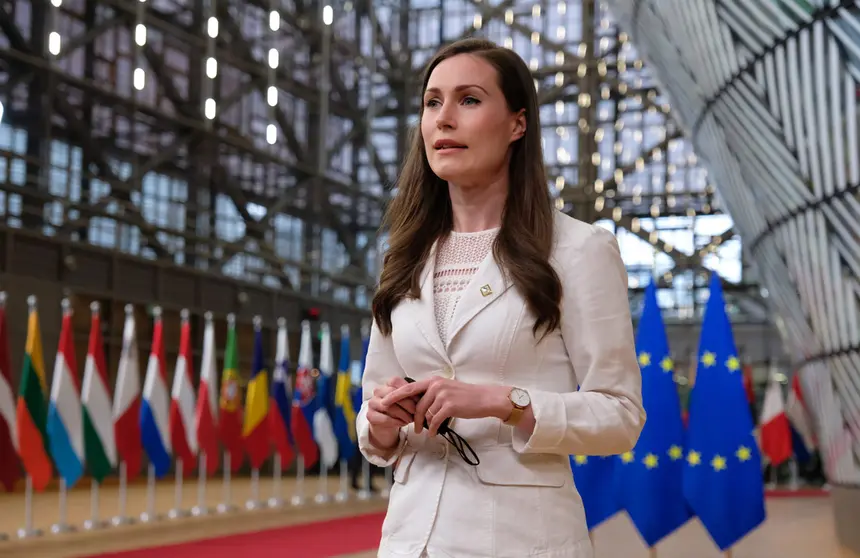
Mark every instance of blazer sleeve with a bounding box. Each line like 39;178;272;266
355;319;410;467
512;225;646;456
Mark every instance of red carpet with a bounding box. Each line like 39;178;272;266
86;511;386;558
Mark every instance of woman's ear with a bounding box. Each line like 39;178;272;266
511;109;527;142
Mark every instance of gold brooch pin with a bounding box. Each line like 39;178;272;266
480;284;493;297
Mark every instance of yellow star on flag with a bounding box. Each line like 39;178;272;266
660;357;674;372
700;351;716;367
573;455;587;465
711;455;727;471
668;445;683;460
638;352;651;367
736;445;752;462
621;451;635;464
643;453;659;469
687;450;701;466
726;356;740;372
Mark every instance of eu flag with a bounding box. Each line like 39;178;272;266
570;454;619;530
683;273;765;550
617;280;690;547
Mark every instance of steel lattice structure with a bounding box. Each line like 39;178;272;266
604;0;860;483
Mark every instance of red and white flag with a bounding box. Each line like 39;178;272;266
194;313;219;475
0;292;19;492
169;311;198;475
113;305;142;480
786;373;816;454
759;375;793;466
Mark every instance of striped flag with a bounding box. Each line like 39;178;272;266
169;311;197;475
81;302;117;483
269;318;294;465
291;320;319;469
140;309;172;478
314;323;339;469
113;306;142;480
194;313;219;476
47;303;85;488
218;314;244;472
16;297;52;491
243;319;270;470
0;292;20;492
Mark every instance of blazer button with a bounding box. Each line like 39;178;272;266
442;365;454;378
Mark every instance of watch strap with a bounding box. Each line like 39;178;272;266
504;405;524;426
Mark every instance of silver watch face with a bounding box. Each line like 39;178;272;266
511;388;530;407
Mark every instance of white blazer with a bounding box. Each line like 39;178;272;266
356;211;646;558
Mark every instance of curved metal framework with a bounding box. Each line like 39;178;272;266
604;0;860;483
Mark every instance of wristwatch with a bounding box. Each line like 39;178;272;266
504;387;531;426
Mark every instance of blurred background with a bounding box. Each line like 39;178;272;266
0;0;858;556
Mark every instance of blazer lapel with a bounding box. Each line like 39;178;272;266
445;250;512;350
410;241;451;364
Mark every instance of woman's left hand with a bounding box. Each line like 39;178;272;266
380;377;511;436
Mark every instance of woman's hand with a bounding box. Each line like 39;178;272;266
367;376;420;450
381;377;512;436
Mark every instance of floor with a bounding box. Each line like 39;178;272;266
0;476;854;558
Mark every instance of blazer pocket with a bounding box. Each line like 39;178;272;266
393;450;418;484
475;448;567;488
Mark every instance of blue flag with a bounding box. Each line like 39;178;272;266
570;454;620;530
683;273;765;550
332;326;358;462
617;280;690;547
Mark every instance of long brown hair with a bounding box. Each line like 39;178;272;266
372;38;562;340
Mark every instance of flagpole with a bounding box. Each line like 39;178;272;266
217;451;237;514
140;463;158;523
83;480;107;530
268;452;284;508
17;475;42;538
168;458;189;518
112;461;135;526
357;458;372;500
51;477;75;534
380;466;391;499
292;454;306;506
246;467;262;510
335;459;349;502
192;453;210;516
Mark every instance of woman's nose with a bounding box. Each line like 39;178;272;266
436;106;456;129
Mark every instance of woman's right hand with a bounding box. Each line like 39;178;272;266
367;376;418;450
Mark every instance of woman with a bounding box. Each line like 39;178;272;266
355;38;646;558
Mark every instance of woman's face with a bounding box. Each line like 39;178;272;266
421;54;525;188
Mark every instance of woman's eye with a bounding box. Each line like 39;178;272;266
463;97;480;105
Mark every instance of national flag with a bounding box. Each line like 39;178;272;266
683;273;765;551
759;374;792;467
0;292;20;492
15;297;52;491
314;323;339;469
218;314;244;472
351;324;370;415
243;319;270;470
617;280;690;547
333;324;357;462
269;318;295;465
140;309;172;478
291;320;320;469
786;373;816;463
113;305;142;480
194;312;219;476
569;454;620;530
81;302;117;483
47;303;85;488
169;311;197;475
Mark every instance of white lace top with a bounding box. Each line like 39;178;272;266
433;228;500;345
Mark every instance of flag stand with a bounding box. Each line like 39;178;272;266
291;455;306;506
217;452;237;514
191;453;210;516
380;466;392;499
648;547;657;558
17;475;42;538
140;464;160;523
51;479;76;534
335;459;349;502
268;453;284;508
111;461;135;526
246;468;263;510
168;458;190;518
315;465;330;504
83;480;107;530
357;459;372;500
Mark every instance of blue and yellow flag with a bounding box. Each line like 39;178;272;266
333;325;357;462
569;454;619;530
683;273;765;550
617;280;690;547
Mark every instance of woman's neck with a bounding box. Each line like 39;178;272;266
447;177;508;233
